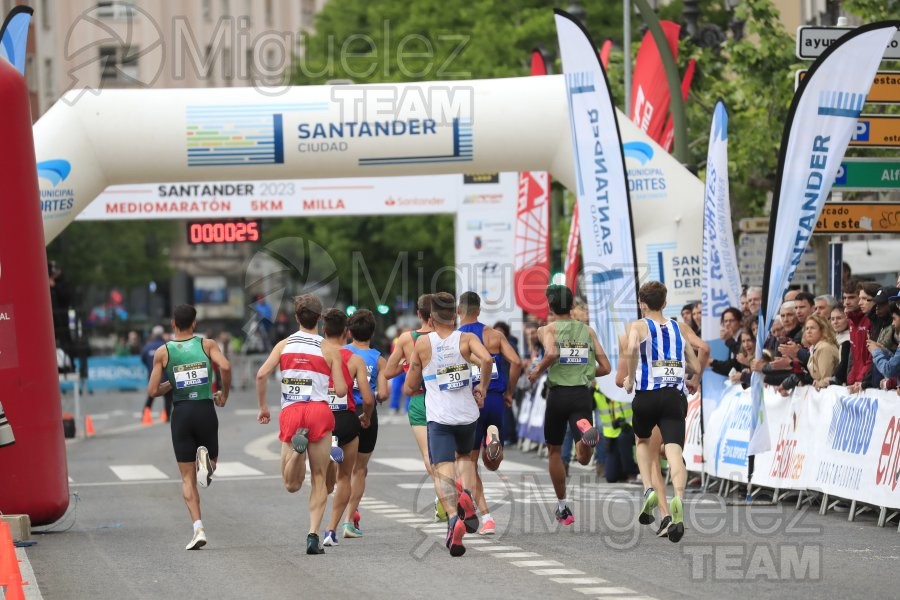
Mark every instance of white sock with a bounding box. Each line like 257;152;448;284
558;499;569;511
482;513;492;522
193;520;203;531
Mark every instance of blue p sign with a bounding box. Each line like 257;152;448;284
834;163;847;185
852;120;870;142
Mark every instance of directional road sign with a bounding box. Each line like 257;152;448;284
797;26;900;60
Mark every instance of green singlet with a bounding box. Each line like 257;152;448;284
164;336;214;402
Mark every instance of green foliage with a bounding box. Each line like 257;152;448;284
843;0;900;21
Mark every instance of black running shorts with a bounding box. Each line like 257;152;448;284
333;409;361;447
357;408;378;455
170;400;218;463
543;385;594;446
631;387;687;446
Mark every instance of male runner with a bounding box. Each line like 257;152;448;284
623;281;702;543
255;294;348;555
384;294;447;520
147;304;231;550
320;309;375;547
343;309;389;538
404;292;493;557
527;285;610;526
457;291;522;535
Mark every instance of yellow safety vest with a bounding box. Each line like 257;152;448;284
594;388;632;438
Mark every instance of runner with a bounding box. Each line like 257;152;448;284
320;308;375;547
527;285;611;527
457;291;522;535
343;309;389;538
384;294;448;520
404;292;493;557
622;281;702;543
255;293;348;555
146;304;231;550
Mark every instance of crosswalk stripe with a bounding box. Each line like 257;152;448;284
549;578;608;585
489;552;541;558
530;569;585;576
573;588;637;595
109;465;169;481
213;462;264;477
474;546;522;552
510;560;563;567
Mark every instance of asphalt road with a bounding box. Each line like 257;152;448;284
14;387;900;599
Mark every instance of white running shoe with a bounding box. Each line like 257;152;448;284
186;527;207;550
196;446;213;488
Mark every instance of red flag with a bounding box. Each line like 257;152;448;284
660;58;696;152
530;49;547;76
514;171;550;319
599;39;612;69
629;21;681;144
563;202;580;293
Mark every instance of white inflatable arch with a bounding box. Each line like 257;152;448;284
34;74;704;305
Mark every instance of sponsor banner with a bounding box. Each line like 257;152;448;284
684;391;704;472
556;11;638;401
79;176;460;219
750;387;815;490
455;173;520;331
700;102;741;341
703;383;752;483
629;21;682;144
526;375;548;443
513;171;550;319
59;356;147;392
754;23;898;456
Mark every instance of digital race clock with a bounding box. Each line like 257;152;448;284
186;219;261;245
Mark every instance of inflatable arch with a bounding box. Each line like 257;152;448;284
2;74;703;523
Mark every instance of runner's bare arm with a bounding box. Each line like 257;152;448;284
327;344;348;398
589;327;612;377
383;332;410;379
147;346;168;397
623;320;645;393
204;338;231;403
494;330;522;401
464;333;493;403
614;333;629;388
376;356;389;402
255;339;287;424
679;322;703;376
403;338;426;396
528;325;557;383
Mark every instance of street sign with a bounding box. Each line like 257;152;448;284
797;26;900;60
833;159;900;190
849;115;900;148
738;217;770;233
814;202;900;234
795;70;900;104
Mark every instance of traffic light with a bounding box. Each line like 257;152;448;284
376;304;389;315
346;305;357;316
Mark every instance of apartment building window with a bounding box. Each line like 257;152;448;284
202;0;212;22
96;1;137;20
99;46;140;83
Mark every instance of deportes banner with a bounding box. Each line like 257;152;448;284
752;22;899;455
629;21;681;144
555;10;638;401
701;101;741;341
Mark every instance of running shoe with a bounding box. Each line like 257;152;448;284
485;425;502;462
446;516;467;557
306;533;324;555
455;479;479;534
555;504;575;526
342;523;363;538
638;488;658;525
196;446;213;488
576;418;600;447
185;527;207;550
656;515;672;538
434;497;448;522
353;510;361;530
291;427;310;454
330;445;344;464
478;517;496;536
323;530;339;546
668;496;685;543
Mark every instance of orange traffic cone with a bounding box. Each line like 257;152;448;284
141;407;153;426
0;522;24;599
159;407;168;423
84;415;95;437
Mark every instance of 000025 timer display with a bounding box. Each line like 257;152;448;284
186;220;261;244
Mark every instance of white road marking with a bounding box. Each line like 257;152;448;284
510;560;564;567
530;569;585;576
243;432;281;461
573;588;637;595
489;552;541;558
109;465;169;481
213;462;264;477
549;577;608;585
16;547;44;599
371;458;432;471
474;546;522;552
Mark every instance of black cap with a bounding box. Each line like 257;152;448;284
873;286;900;304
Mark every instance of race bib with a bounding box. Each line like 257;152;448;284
281;377;313;402
436;363;470;391
559;342;589;365
470;361;499;383
651;360;684;384
327;388;348;411
173;362;209;389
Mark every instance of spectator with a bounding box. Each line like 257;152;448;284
730;329;756;389
829;306;851;386
793;292;816;341
253;294;274;350
272;310;292;343
739;289;748;317
141;326;173;418
842;261;852;286
803;315;840;390
594;387;638;483
126;330;142;355
814;294;839;318
113;334;130;357
868;286;900;388
845;282;872;393
691;302;703;336
745;287;762;318
493;320;520;445
869;303;900;388
709;307;743;376
681;303;695;329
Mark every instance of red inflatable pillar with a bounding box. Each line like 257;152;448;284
0;58;69;524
